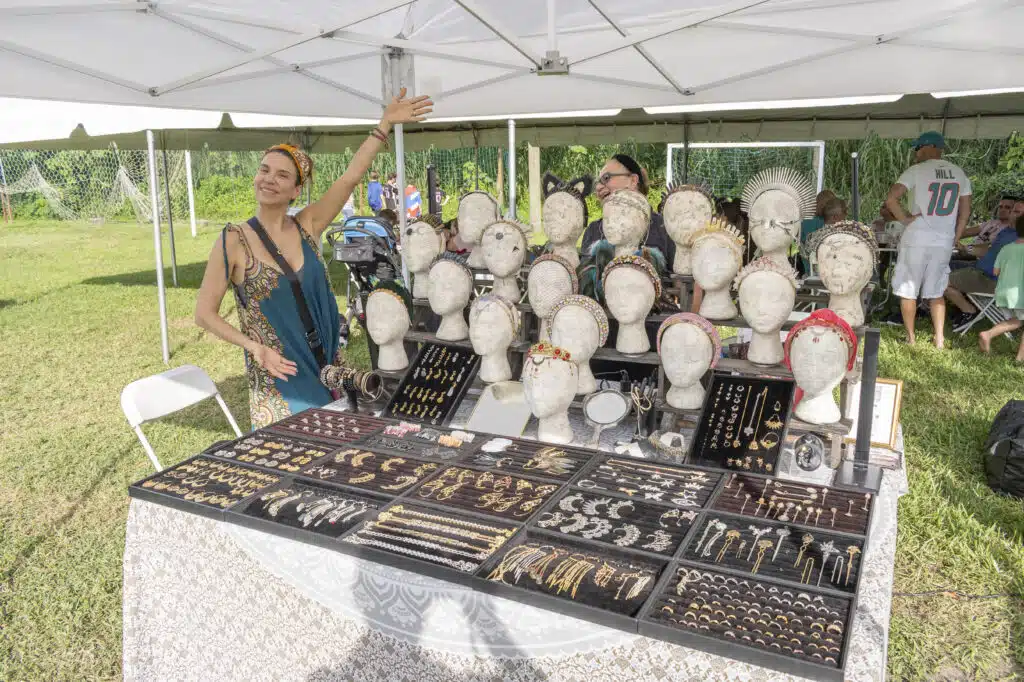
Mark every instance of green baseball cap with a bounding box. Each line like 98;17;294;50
912;131;946;150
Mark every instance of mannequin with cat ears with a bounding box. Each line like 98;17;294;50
541;172;594;267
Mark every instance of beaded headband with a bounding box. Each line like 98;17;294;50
784;309;858;371
429;251;473;279
458;190;499;209
601;254;663;299
604;188;652;234
741;167;816;220
734;256;801;291
548;294;610;347
265;144;312;186
408;213;443;233
803;220;880;265
483;218;532;242
368;279;414;318
471;293;522;335
658;182;714;214
527;341;573;364
688;217;746;265
656;313;721;365
529;253;580;294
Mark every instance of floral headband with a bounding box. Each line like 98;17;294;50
529;253;580;293
656;313;721;364
265;143;312;186
804;220;879;266
734;256;801;291
429;251;473;279
471;293;522;335
548;294;610;347
784;309;858;371
368;280;414;318
601;254;663;299
527;341;573;364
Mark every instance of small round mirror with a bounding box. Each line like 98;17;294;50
583;389;631;448
794;433;825;471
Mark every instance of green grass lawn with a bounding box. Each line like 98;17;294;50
0;222;1022;680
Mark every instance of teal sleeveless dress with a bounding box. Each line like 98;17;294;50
223;222;341;430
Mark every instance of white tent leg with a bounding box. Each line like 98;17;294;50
507;119;516;219
396;122;411;289
146;130;171;365
185;150;197;237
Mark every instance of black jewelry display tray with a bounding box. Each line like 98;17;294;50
383;342;481;426
129;411;877;682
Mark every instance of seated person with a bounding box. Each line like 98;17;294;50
979;214;1024;360
579;153;676;267
945;198;1024;326
822;197;847;225
871;202;904;246
959;193;1014;259
800;189;836;248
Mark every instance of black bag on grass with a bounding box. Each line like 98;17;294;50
983;400;1024;499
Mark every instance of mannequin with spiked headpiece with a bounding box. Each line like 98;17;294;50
458;190;500;268
403;214;446;298
736;257;801;366
542;172;593;267
805;220;878;327
469;294;521;383
602;252;664;354
689;217;746;320
480;219;529;302
741;167;816;266
661;183;715;274
427;252;473;341
366;281;414;371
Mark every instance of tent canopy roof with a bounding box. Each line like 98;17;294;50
1;0;1023;121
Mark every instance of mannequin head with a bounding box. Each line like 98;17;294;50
601;188;651;247
521;342;577;419
550;294;609;359
602;254;661;324
808;222;878;295
741;167;816;256
469;293;520;355
542;173;592;246
785;309;858;397
735;258;800;333
661;184;715;246
480;220;529;277
527;254;579;319
657;313;720;386
404;215;446;274
690;218;746;290
427;253;473;315
366;281;413;345
457;191;500;247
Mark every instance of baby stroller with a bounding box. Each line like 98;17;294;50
323;216;401;347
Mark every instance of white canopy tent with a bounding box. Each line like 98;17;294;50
3;0;1024;366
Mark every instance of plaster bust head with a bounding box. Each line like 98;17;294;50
427;252;473;315
522;342;577;419
741;167;816;258
542;173;592;246
480;220;529;278
661;184;715;248
366;282;413;345
657;313;720;384
601;188;651;247
527;253;579;321
808;221;878;295
404;215;446;298
689;218;746;291
785;309;858;424
549;294;609;394
457;191;499;247
735;258;801;333
469;294;520;354
602;254;661;324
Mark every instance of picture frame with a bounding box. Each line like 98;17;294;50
844;378;903;449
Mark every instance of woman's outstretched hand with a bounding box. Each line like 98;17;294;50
251;344;298;381
383;87;433;125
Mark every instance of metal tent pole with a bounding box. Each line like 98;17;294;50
396;122;411;289
185;150;197;237
851;152;860;222
146;130;170;365
507;119;516;219
161;147;178;287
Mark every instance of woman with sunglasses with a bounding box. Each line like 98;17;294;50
195;88;432;429
579;154;676;268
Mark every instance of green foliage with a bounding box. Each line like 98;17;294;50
193;173;255;221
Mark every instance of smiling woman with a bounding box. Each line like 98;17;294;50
194;88;432;429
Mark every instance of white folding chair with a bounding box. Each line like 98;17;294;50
121;364;243;472
954;292;1016;341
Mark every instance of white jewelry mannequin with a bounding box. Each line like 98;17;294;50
807;221;879;328
521;342;578;444
527;254;579;340
689;218;746;321
457;191;500;269
735;258;800;366
601;188;651;257
469;294;521;383
661;184;714;274
365;283;413;371
602;255;661;354
549;294;609;395
427;253;473;341
741;168;816;266
542;173;593;268
785;310;857;424
480;220;528;302
403;215;447;299
657;313;721;409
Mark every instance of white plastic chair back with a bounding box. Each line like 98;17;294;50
121;364;243;472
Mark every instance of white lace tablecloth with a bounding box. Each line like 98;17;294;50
123;404;908;681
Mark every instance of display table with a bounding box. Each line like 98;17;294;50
122;426;906;682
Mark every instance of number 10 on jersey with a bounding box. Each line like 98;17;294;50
926;182;960;217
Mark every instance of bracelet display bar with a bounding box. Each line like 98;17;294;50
129;408;876;681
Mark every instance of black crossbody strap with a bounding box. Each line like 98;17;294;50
246;216;328;368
